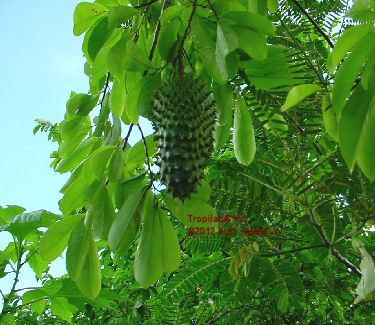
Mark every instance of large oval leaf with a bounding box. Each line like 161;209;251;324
40;214;85;263
134;192;162;287
66;220;101;299
108;186;146;251
233;95;256;165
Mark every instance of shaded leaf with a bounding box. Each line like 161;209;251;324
40;214;85;263
281;84;322;111
233;95;256;165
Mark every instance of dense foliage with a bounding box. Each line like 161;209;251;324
1;0;375;323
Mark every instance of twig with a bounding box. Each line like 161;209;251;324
136;123;154;188
308;203;362;276
277;13;327;87
122;123;134;151
149;0;169;61
13;286;42;293
21;248;38;266
115;301;128;318
289;0;334;49
176;0;198;77
259;244;326;257
207;0;219;20
134;0;159;9
182;48;195;72
99;73;111;105
1;246;24;315
237;171;305;206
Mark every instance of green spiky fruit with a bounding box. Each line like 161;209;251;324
152;75;216;200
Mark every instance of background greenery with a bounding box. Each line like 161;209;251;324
1;0;375;324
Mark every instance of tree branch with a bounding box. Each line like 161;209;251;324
136;123;155;189
134;0;159;9
308;204;362;276
259;244;326;257
289;0;334;49
177;0;198;77
99;72;110;106
207;0;219;20
122;123;134;151
149;0;169;61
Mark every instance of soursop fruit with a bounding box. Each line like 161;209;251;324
152;76;216;200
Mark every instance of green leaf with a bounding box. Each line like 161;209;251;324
59;177;87;216
123;40;155;71
60;164;84;194
50;297;78;322
66;220;101;299
339;81;375;180
27;252;49;279
66;93;99;117
217;23;230;57
161;182;217;228
161;5;184;24
108;147;125;182
216;23;230;81
0;205;25;226
108;33;154;73
124;135;156;170
233;95;256;165
93;94;111;136
137;74;161;117
222;11;275;36
158;20;180;61
110;173;147;211
281;84;322;111
332;34;375;114
89;30;123;94
40;214;85;263
267;0;279;13
219;22;239;53
213;83;233;126
124;76;147;123
353;239;375;304
198;47;226;84
107;31;132;77
110;76;126;117
214;122;231;151
322;94;339;142
108;186;146;252
347;0;375;21
190;15;215;49
277;290;289;313
59;116;91;158
30;300;46;314
361;48;375;90
85;186;115;241
56;138;101;174
73;2;107;36
242;45;292;90
157;208;181;273
90;146;115;180
327;24;374;73
134;192;162;287
83;16;111;64
248;0;267;14
232;25;267;61
0;210;60;240
104;115;122;146
95;0;121;8
0;314;15;325
108;6;137;29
